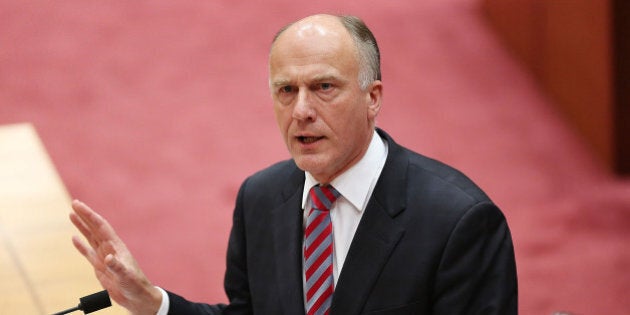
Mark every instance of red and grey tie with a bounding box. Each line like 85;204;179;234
304;185;340;315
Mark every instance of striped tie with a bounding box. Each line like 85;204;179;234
304;185;340;315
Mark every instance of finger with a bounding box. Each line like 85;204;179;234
70;212;100;249
71;199;105;231
72;235;105;270
72;200;120;243
71;235;91;258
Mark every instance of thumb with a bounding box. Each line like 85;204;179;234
104;254;126;275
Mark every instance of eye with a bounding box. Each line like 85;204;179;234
320;83;332;90
275;85;296;105
280;86;294;93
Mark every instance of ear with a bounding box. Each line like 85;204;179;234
366;80;383;120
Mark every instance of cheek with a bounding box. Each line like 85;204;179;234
273;107;288;134
323;102;364;134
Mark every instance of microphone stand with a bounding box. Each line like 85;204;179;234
50;290;112;315
52;305;81;315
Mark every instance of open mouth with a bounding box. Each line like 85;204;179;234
297;136;324;144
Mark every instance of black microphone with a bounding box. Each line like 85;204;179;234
51;290;112;315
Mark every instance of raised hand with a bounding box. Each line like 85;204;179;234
69;200;162;315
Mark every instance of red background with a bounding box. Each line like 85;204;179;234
1;0;629;313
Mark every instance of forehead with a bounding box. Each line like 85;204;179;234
269;17;359;80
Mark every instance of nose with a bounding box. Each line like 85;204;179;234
292;89;316;121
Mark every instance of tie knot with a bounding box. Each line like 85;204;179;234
309;185;340;212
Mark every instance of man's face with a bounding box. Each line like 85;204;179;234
269;16;382;184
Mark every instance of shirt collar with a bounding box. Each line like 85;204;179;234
302;129;388;212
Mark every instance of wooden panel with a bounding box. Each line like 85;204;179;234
0;123;127;314
540;0;613;167
483;0;616;172
0;238;40;314
482;0;542;70
613;0;630;173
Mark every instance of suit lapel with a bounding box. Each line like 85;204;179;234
331;129;409;315
271;168;306;315
331;201;405;315
269;130;408;315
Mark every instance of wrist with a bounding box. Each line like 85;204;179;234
129;285;162;315
147;285;163;314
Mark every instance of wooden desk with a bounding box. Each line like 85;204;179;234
0;123;126;314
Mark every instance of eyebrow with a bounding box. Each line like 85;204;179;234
271;74;345;87
311;74;341;83
271;79;292;88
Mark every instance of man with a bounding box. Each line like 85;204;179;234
70;14;518;314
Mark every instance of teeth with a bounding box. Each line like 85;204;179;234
301;137;320;143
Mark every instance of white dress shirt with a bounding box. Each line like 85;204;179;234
302;130;388;285
157;130;388;315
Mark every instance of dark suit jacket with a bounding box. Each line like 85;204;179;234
167;129;518;314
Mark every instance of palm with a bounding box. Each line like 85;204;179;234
70;200;160;314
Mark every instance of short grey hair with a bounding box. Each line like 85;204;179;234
272;15;381;90
338;15;381;90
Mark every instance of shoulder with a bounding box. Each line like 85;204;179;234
378;129;490;206
236;159;303;203
244;159;301;187
405;148;490;203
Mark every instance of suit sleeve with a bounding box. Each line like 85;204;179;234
164;180;254;315
432;201;518;314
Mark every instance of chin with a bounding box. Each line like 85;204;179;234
293;156;326;174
